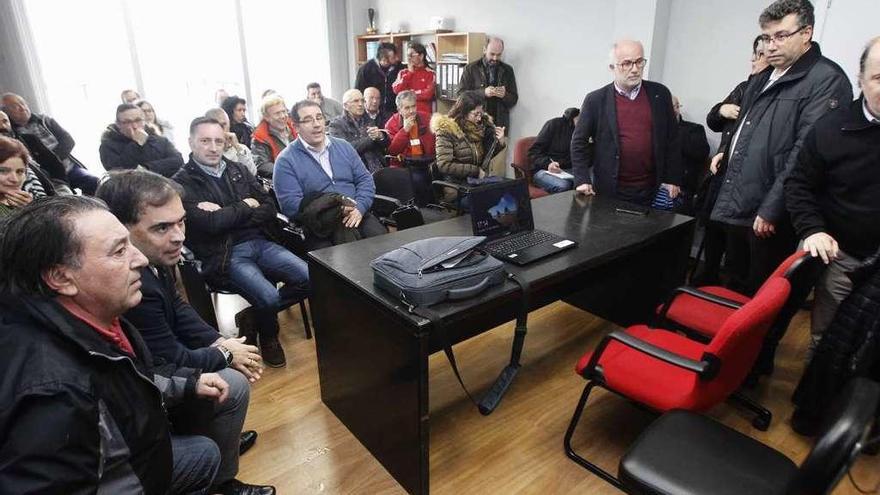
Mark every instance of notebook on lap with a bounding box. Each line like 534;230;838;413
469;179;577;266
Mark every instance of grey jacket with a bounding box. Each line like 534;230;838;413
711;42;852;226
328;112;389;174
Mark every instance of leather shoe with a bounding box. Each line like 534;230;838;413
234;308;257;346
260;337;286;368
239;430;257;455
215;479;276;495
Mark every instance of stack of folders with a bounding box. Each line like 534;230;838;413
365;41;379;60
436;63;463;99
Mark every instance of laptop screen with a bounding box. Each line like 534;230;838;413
470;179;535;239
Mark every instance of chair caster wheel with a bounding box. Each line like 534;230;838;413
752;414;771;431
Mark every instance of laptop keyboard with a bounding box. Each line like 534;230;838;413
486;230;559;256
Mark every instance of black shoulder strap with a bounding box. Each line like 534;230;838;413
412;271;530;415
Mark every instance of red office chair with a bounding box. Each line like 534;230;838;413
656;250;822;378
564;278;791;490
509;136;549;199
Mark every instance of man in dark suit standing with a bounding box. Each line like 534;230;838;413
571;39;682;207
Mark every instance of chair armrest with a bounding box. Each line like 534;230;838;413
510;161;529;175
373;194;404;218
583;330;713;379
655;285;744;325
432;179;469;194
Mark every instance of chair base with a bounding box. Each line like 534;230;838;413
728;390;772;431
563;381;626;490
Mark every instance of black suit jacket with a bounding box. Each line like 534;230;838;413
571;80;682;196
124;266;227;371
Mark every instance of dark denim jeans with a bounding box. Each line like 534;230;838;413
226;238;310;310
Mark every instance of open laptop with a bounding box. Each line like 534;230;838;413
469;179;577;266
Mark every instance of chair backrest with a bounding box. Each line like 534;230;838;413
696;278;791;407
755;250;824;336
373;167;416;203
511;136;537;178
787;377;880;495
177;249;219;328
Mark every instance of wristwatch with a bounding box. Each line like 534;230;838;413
218;345;233;366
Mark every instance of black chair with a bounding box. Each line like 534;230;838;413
372;167;457;230
617;377;880;495
177;247;312;340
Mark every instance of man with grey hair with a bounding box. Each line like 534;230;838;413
784;36;880;349
205;108;258;176
572;39;682;207
2;92;99;194
328;89;388;173
384;89;435;168
458;37;518;177
363;86;390;127
710;0;852;295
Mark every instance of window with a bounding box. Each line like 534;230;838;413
22;0;331;173
24;0;137;172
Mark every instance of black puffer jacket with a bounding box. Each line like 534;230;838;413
791;247;880;434
173;158;280;288
711;43;852;227
0;296;200;494
99;124;184;177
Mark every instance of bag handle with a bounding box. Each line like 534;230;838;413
446;276;491;300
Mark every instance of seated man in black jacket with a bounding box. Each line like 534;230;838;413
173;117;310;368
100;103;184;177
528;107;579;193
96;170;273;495
2;92;99;194
0;196;226;494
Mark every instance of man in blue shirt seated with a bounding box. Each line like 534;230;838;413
173;117;310;369
273;99;386;248
97;170;274;495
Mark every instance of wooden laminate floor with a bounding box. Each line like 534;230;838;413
236;301;879;494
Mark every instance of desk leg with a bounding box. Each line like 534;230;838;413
310;261;429;494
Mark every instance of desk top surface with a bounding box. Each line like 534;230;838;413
308;191;694;326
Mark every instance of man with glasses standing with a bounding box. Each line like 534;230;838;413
709;0;851;295
572;39;682;207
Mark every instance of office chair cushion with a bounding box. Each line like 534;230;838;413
619;410;797;495
575;325;707;411
662;286;749;337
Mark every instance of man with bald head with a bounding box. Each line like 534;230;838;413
572;39;682;207
2;92;99;194
363;87;390;127
785;36;880;349
459;37;518;177
328;89;388;173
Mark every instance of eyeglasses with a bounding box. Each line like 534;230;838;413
760;25;807;45
118;118;144;125
615;58;647;71
298;114;325;125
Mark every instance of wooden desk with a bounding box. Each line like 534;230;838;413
307;192;695;494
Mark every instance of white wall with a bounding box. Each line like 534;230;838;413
660;0;770;152
343;0;875;162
